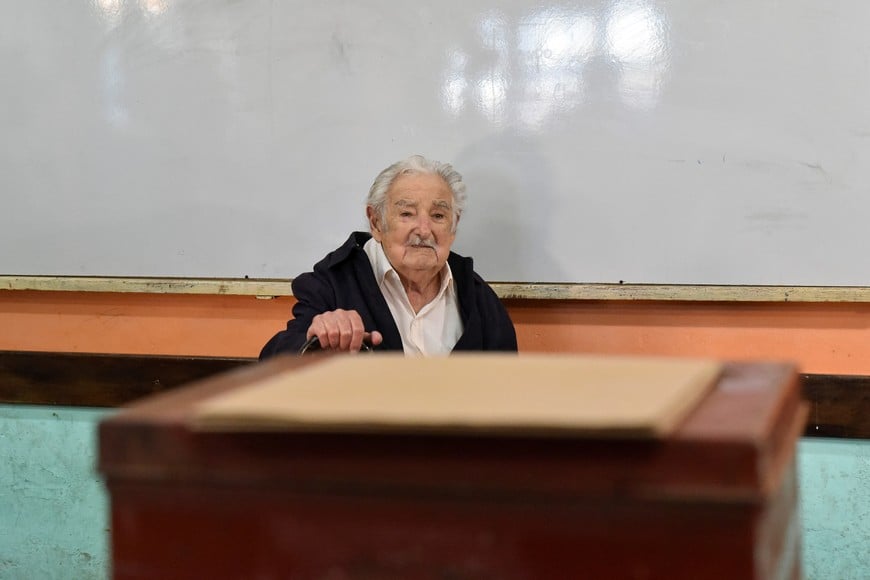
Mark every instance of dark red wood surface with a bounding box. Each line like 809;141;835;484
99;356;805;580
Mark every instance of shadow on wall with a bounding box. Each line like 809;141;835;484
454;133;566;283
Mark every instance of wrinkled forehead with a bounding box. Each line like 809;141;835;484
393;198;452;211
386;172;454;205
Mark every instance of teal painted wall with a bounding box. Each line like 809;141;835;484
799;438;870;579
0;405;867;580
0;405;109;580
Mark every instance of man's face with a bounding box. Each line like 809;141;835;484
368;172;457;283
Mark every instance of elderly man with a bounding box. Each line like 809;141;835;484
259;155;517;358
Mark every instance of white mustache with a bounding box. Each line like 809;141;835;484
407;235;436;249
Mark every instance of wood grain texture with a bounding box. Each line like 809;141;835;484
0;350;251;407
4;276;870;301
802;374;870;439
1;350;866;439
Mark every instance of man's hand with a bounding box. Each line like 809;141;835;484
307;309;384;352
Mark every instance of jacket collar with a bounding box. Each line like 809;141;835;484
326;232;373;268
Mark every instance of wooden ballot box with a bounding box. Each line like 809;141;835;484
98;355;806;580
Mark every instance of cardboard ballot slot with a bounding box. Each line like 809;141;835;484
191;354;722;438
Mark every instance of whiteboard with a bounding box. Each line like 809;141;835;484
2;0;869;285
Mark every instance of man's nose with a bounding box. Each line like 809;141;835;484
415;215;432;235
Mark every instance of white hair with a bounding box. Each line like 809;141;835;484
366;155;466;233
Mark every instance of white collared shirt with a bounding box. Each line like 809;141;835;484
364;238;463;355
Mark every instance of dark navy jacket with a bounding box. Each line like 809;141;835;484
259;232;517;358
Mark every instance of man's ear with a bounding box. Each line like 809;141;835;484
366;206;383;242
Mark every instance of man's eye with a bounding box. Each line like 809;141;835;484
433;213;445;220
400;211;413;217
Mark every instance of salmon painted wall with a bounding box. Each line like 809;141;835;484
1;290;868;375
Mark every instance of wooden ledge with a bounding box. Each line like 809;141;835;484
1;350;867;439
3;276;870;302
0;350;251;408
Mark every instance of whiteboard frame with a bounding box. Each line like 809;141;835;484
2;276;869;302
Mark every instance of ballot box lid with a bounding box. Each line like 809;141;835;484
98;354;805;503
190;354;724;438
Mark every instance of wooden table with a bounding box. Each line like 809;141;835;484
99;356;806;579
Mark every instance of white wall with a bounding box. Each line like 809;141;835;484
3;1;870;285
